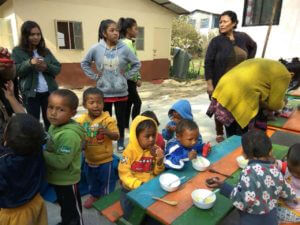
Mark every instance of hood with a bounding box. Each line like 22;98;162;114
168;99;193;120
127;115;157;154
54;120;86;140
99;39;126;50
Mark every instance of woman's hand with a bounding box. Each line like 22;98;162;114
31;58;47;72
2;80;15;99
206;80;214;96
136;80;142;87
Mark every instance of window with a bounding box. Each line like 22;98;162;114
0;18;14;50
136;27;144;51
211;15;219;28
55;20;83;50
200;18;209;28
243;0;282;26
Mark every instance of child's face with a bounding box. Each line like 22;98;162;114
137;127;157;150
84;94;104;119
127;24;138;39
172;111;182;124
288;163;300;179
176;128;199;148
47;94;76;126
104;23;119;44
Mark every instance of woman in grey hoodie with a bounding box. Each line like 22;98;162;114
81;19;141;151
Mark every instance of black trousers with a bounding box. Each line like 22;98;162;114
25;92;50;130
125;80;142;128
53;184;83;225
104;101;127;139
225;120;248;138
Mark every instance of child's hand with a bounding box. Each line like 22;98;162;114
167;125;176;132
151;146;164;166
206;177;223;188
188;150;197;160
98;127;110;136
2;80;15;99
292;198;298;205
202;142;211;157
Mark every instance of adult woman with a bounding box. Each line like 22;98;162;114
118;17;142;130
207;58;291;137
81;19;141;151
12;21;61;130
205;11;257;141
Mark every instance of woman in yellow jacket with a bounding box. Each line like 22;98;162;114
207;58;291;137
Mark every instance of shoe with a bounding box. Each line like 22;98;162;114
83;196;98;209
117;138;125;153
216;135;225;143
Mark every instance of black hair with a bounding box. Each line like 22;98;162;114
4;113;44;155
220;10;238;29
19;20;47;56
50;89;79;110
98;19;117;41
287;143;300;168
241;130;272;158
82;87;104;105
118;17;137;39
141;111;160;126
175;119;198;135
136;119;156;137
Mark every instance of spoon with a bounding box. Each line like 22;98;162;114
168;176;186;187
201;189;220;203
152;196;178;206
208;168;233;178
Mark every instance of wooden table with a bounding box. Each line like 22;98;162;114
126;131;297;225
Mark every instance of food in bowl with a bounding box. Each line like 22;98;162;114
191;189;216;209
192;156;210;171
236;155;249;169
205;177;220;186
159;173;181;192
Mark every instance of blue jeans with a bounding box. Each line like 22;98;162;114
84;161;116;197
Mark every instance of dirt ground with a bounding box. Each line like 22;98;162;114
70;78;207;106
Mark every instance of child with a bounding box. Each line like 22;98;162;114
141;110;165;150
277;143;300;223
207;130;296;225
162;99;193;141
118;17;142;130
118;115;164;219
76;87;120;209
43;89;85;225
164;119;210;170
81;19;141;152
0;114;47;225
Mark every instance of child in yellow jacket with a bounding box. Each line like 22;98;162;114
76;87;119;209
118;115;164;219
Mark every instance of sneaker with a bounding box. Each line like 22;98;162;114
117;138;125;153
216;135;225;143
83;196;98;209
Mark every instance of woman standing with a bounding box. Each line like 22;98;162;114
205;11;257;141
207;58;291;137
12;21;61;130
118;17;142;130
81;19;141;152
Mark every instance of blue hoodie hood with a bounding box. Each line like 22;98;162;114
168;99;193;120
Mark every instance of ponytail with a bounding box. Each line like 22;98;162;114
117;17;137;39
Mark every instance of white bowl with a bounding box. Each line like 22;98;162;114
236;155;249;169
191;189;216;209
159;173;181;192
192;156;210;171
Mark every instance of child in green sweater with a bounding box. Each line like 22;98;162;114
43;89;85;225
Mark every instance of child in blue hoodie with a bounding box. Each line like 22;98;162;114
162;99;194;141
164;119;210;170
81;19;141;152
0;114;47;225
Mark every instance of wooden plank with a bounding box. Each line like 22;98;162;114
127;136;241;209
271;130;300;147
282;110;300;132
146;146;243;225
93;188;121;211
172;144;289;225
101;201;123;223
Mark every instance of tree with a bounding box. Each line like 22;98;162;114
171;16;203;56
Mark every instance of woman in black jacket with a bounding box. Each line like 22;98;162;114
205;10;257;142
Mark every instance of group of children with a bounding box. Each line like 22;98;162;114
1;85;300;225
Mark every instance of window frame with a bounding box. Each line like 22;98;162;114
55;20;84;50
242;0;283;26
136;26;144;51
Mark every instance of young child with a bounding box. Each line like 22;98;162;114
118;115;164;219
207;130;296;225
76;87;120;209
164;119;210;170
276;143;300;223
162;99;193;141
141;110;165;150
43;89;85;225
0;114;47;225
